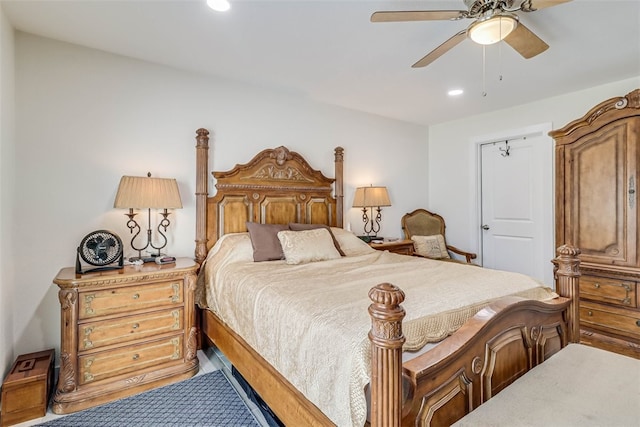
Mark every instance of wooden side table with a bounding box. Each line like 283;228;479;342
369;239;415;255
52;258;199;414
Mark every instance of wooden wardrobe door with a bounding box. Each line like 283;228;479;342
564;117;639;267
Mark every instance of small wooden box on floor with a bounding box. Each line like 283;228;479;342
1;349;55;427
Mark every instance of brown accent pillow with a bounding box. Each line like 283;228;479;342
288;223;345;256
246;222;289;262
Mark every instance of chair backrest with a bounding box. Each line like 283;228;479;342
401;209;446;239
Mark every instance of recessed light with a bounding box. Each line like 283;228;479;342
448;89;464;96
207;0;231;12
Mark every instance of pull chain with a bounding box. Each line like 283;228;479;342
498;37;503;81
498;16;503;82
482;45;487;97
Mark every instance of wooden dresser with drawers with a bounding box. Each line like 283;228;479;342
52;258;199;413
551;89;639;358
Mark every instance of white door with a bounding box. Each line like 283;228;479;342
478;125;554;285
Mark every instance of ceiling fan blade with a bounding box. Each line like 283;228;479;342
412;30;467;68
520;0;572;12
503;22;549;59
371;10;466;23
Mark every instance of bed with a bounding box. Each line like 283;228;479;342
191;128;581;427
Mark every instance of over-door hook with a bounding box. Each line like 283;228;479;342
499;141;510;157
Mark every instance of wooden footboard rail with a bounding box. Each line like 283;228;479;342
368;245;580;427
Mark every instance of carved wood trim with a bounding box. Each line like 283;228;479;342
184;270;196;292
213;145;334;184
58;352;76;393
186;326;198;361
196;127;344;248
549;88;640;143
195;128;210;265
215;183;332;191
59;289;77;309
368;283;406;427
535;322;566;364
125;374;146;385
334;147;344;228
417;371;472;427
553;244;581;342
481;327;532;402
55;271;189;290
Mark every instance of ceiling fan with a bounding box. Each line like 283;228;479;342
371;0;572;68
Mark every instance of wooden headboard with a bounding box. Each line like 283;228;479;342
194;128;344;264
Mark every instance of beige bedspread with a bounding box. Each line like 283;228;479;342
201;232;558;427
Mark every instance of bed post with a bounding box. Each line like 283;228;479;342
553;244;581;343
368;283;406;427
195;128;210;265
334;146;344;228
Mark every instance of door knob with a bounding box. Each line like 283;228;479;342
482;225;490;230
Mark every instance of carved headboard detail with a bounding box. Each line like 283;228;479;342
193;128;344;263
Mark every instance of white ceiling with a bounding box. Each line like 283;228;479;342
3;0;639;126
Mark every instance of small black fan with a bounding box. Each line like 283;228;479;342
76;230;124;274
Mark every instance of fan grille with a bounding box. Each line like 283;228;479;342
79;230;123;266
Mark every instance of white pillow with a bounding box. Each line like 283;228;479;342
277;228;342;265
205;232;254;264
411;235;450;259
330;227;376;256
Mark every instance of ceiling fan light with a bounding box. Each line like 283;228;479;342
207;0;230;12
468;14;517;45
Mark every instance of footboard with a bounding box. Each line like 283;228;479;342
405;297;569;426
368;245;580;427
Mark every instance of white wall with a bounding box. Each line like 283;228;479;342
0;3;16;376
10;28;639;368
428;76;640;260
12;32;428;358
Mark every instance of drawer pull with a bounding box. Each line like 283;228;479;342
132;354;140;360
594;283;600;289
132;293;140;300
587;311;593;316
132;323;139;329
636;320;640;327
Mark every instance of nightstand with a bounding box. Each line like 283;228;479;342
52;258;199;414
369;239;415;255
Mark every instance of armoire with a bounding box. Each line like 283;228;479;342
550;88;639;359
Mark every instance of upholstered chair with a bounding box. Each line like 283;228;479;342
401;208;477;263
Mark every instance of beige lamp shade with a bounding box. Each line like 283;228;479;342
352;186;391;208
114;175;183;209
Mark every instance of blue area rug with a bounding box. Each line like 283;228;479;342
38;370;260;427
